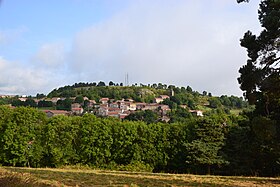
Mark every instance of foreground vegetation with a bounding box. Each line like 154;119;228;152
1;167;280;187
0;105;279;177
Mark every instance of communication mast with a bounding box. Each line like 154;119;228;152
125;73;129;86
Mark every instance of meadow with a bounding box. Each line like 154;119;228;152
0;167;279;187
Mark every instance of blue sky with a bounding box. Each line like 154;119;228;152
0;0;260;96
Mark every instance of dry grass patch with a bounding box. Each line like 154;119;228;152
0;168;59;187
1;167;280;187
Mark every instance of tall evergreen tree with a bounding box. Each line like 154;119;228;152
238;0;280;119
237;0;280;176
185;117;228;174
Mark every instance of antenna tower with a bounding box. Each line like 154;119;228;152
125;73;129;86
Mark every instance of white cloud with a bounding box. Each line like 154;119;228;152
0;55;67;95
67;0;260;96
0;1;261;96
32;42;66;68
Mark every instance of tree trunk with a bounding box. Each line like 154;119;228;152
207;165;211;175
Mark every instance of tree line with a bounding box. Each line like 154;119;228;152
0;105;279;176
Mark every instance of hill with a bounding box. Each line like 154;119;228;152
47;81;248;112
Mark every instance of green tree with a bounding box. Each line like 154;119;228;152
237;0;280;176
38;100;53;108
208;97;222;108
185;118;228;174
11;99;25;107
169;107;192;123
36;93;46;99
56;98;72;111
24;98;37;107
97;81;106;87
237;0;280;119
223;123;254;175
125;110;159;124
110;121;138;165
0;106;13;164
166;122;192;173
76;114;113;167
162;98;177;110
40;115;78;167
109;81;114;86
74;95;84;104
186;86;193;92
0;97;10;105
1;107;46;167
250;117;280;176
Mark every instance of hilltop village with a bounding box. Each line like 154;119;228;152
0;82;248;123
3;93;203;122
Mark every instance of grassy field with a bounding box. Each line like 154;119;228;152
0;167;280;187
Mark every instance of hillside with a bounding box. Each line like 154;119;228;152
0;82;250;124
47;81;248;111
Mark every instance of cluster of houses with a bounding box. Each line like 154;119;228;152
3;94;204;120
97;95;173;121
13;96;94;117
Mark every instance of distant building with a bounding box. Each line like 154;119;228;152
153;95;170;103
160;95;170;100
99;98;110;104
109;102;119;108
0;95;16;98
119;102;129;110
107;111;119;118
119;113;129;119
71;103;83;115
135;103;146;110
189;110;204;117
71;103;81;109
98;107;109;116
87;100;96;108
159;105;171;115
18;97;27;102
142;103;159;111
153;97;164;103
71;107;84;115
127;102;136;111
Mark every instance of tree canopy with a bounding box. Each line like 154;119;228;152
237;0;280;119
237;0;280;176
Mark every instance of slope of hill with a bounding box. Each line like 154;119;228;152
47;81;248;111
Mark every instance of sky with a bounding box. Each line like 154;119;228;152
0;0;261;96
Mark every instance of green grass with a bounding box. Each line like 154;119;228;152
196;105;212;112
1;167;280;187
229;109;242;115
